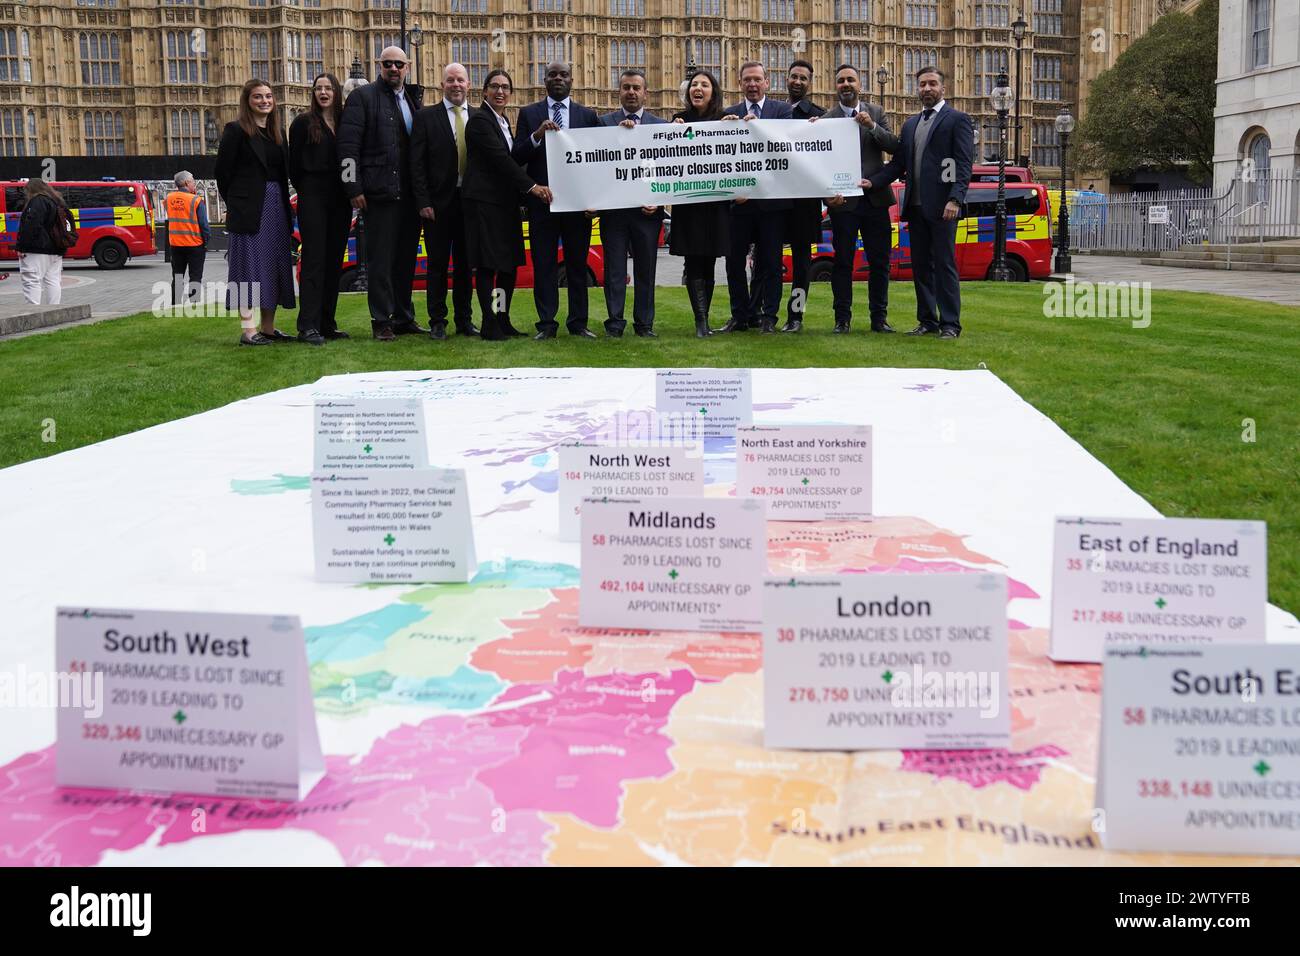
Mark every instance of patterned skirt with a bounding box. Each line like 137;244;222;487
226;181;297;311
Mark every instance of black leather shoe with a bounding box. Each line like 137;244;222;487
372;326;396;341
871;321;897;333
634;329;658;338
506;325;527;338
938;328;961;339
429;326;447;341
392;321;423;335
832;321;850;333
266;328;295;342
455;322;480;337
780;319;802;333
904;325;938;336
605;328;624;338
758;319;777;334
571;328;598;339
717;318;748;333
298;330;325;346
322;329;350;340
533;329;557;340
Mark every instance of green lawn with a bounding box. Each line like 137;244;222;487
3;282;1297;612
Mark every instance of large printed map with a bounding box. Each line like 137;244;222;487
2;368;1296;866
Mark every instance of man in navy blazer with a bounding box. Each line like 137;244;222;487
598;69;667;338
719;61;795;334
867;65;973;338
511;61;601;339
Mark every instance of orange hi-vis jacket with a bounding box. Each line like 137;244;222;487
165;190;204;247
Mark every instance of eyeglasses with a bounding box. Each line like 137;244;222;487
486;83;512;92
381;60;407;69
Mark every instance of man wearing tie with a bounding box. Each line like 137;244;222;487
411;63;478;340
780;59;823;334
337;46;423;341
824;63;901;334
512;61;601;340
867;66;973;338
598;69;667;338
719;61;794;334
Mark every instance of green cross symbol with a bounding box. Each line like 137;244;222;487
1254;760;1271;777
801;477;810;485
384;534;395;545
698;407;708;415
881;670;894;684
668;569;679;580
363;444;373;453
1155;598;1167;609
172;710;187;725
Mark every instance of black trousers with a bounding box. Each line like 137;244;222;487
170;245;205;305
363;199;421;329
529;210;591;334
830;204;892;326
725;211;783;326
295;187;351;333
786;236;811;324
423;189;474;332
600;210;659;335
475;267;517;340
906;211;961;332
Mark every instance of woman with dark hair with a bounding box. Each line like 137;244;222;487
289;72;351;345
15;178;76;305
669;70;733;338
460;68;553;340
215;78;296;346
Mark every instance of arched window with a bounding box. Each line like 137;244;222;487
1246;132;1271;203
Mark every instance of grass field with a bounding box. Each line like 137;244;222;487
2;281;1296;612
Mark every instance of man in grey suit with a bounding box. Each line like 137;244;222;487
825;63;901;333
598;69;667;338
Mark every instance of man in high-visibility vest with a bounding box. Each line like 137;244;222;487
166;170;211;306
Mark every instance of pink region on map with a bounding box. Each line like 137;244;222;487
899;744;1068;791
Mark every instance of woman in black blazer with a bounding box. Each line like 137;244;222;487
460;69;553;340
214;78;297;346
289;73;351;345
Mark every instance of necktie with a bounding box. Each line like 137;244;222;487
396;90;412;133
453;105;466;178
923;108;935;121
552;101;564;129
627;112;639;124
749;101;761;117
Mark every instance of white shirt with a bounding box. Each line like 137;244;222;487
744;97;765;116
922;98;947;119
444;98;468;185
486;103;512;148
839;100;861;117
532;96;572;145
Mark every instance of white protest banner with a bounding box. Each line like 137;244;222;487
546;118;863;213
1096;644;1300;856
312;469;477;583
313;399;428;472
56;607;324;801
762;573;1009;751
655;368;752;438
579;496;767;633
736;425;872;520
557;442;704;542
1049;516;1267;663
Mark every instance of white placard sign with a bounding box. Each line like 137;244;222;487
1147;205;1170;225
312;469;477;583
557;442;704;542
313;399;429;472
1049;516;1267;663
578;496;767;633
545;118;863;213
1097;644;1300;856
762;573;1010;751
56;607;324;801
654;368;752;438
736;425;872;520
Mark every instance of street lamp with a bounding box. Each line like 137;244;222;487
988;71;1014;282
875;64;888;106
343;54;369;292
1054;106;1074;274
410;22;423;89
1012;11;1028;167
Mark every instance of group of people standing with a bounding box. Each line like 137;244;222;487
210;48;973;346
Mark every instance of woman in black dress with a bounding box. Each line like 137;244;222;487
289;73;351;345
670;70;734;338
460;69;553;340
215;78;296;346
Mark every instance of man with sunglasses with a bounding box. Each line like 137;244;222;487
337;46;424;341
511;61;601;340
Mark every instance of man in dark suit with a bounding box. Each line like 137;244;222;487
511;60;601;340
720;61;794;334
337;45;424;341
598;69;667;338
825;63;901;334
867;65;973;338
411;62;478;340
780;59;824;334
